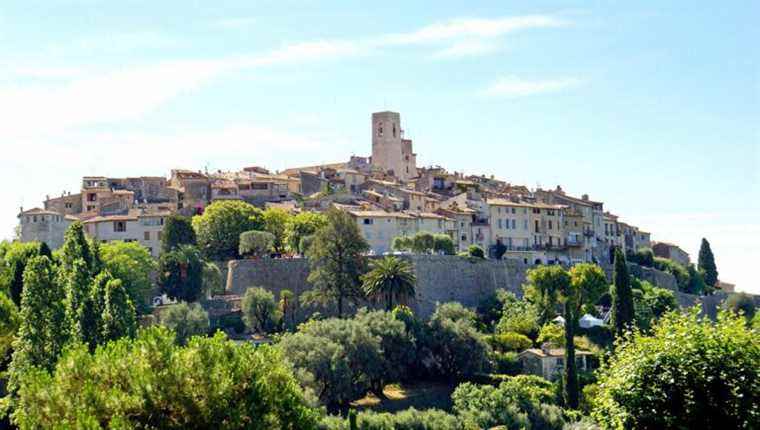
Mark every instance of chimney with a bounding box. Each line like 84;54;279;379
582;194;589;201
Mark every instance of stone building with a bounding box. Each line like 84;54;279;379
371;111;417;181
44;192;82;215
169;170;210;216
17;208;75;250
652;241;691;267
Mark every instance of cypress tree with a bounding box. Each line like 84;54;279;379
563;298;578;408
8;256;67;391
10;259;24;307
60;222;92;272
611;248;635;337
64;258;93;342
100;278;137;343
698;238;718;287
37;242;52;258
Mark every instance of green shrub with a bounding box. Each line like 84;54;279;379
239;230;275;258
11;327;319;429
319;408;463;430
467;245;485;259
491;351;522;375
490;332;532;352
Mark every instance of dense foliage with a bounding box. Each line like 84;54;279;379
239;230;275;258
161;214;197;253
241;287;281;333
320;408;461;430
100;241;156;313
452;375;565;429
159;301;209;345
284;211;327;255
593;308;759;429
11;327;319;429
158;244;204;302
192;200;264;260
262;208;291;254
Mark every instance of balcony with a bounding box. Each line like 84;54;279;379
566;237;583;247
583;230;594;238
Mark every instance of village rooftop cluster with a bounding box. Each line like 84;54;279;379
18;111;696;270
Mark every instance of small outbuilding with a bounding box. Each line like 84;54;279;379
519;344;594;381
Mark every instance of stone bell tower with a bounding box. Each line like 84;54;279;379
371;111;416;181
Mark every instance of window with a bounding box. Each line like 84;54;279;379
535;220;540;233
144;231;150;240
461;235;467;241
549;220;553;230
87;193;97;202
114;221;126;232
524;219;528;230
392;123;396;137
377;123;383;137
511;219;516;229
498;207;501;214
32;215;37;222
498;219;502;229
147;247;153;255
65;202;72;209
363;218;373;225
533;208;541;214
511;207;516;214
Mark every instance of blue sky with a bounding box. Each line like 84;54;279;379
1;1;758;292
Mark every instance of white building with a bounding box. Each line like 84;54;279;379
17;208;75;249
82;210;169;257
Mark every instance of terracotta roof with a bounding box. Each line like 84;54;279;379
18;208;62;216
348;210;414;219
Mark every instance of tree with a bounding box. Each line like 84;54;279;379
158;245;204;302
3;242;44;306
467;245;485;259
433;234;456;255
262;208;291;254
278;289;297;330
353;309;417;391
496;295;540;337
159;302;209;345
161;214;197;253
10;327;319;429
523;265;570;326
202;262;225;297
59;221;92;272
361;256;416;310
100;278;137;343
241;287;281;333
593;308;759;430
306;208;369;317
723;292;757;322
239;230;275;258
411;232;435;254
192;200;263;260
685;263;706;295
611;248;635;337
391;235;413;253
452;375;564;430
563;263;608;409
63;258;94;344
8;256;67;392
284;211;327;255
698;238;718;288
0;292;20;362
427;303;490;378
100;241;157;314
278;317;383;410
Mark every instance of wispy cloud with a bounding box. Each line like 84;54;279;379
1;14;569;138
430;39;499;59
380;15;565;45
482;76;582;97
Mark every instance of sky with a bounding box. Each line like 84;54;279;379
0;1;758;292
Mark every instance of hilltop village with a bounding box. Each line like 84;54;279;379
19;110;694;270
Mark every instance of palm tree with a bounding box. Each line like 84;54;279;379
361;257;416;311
